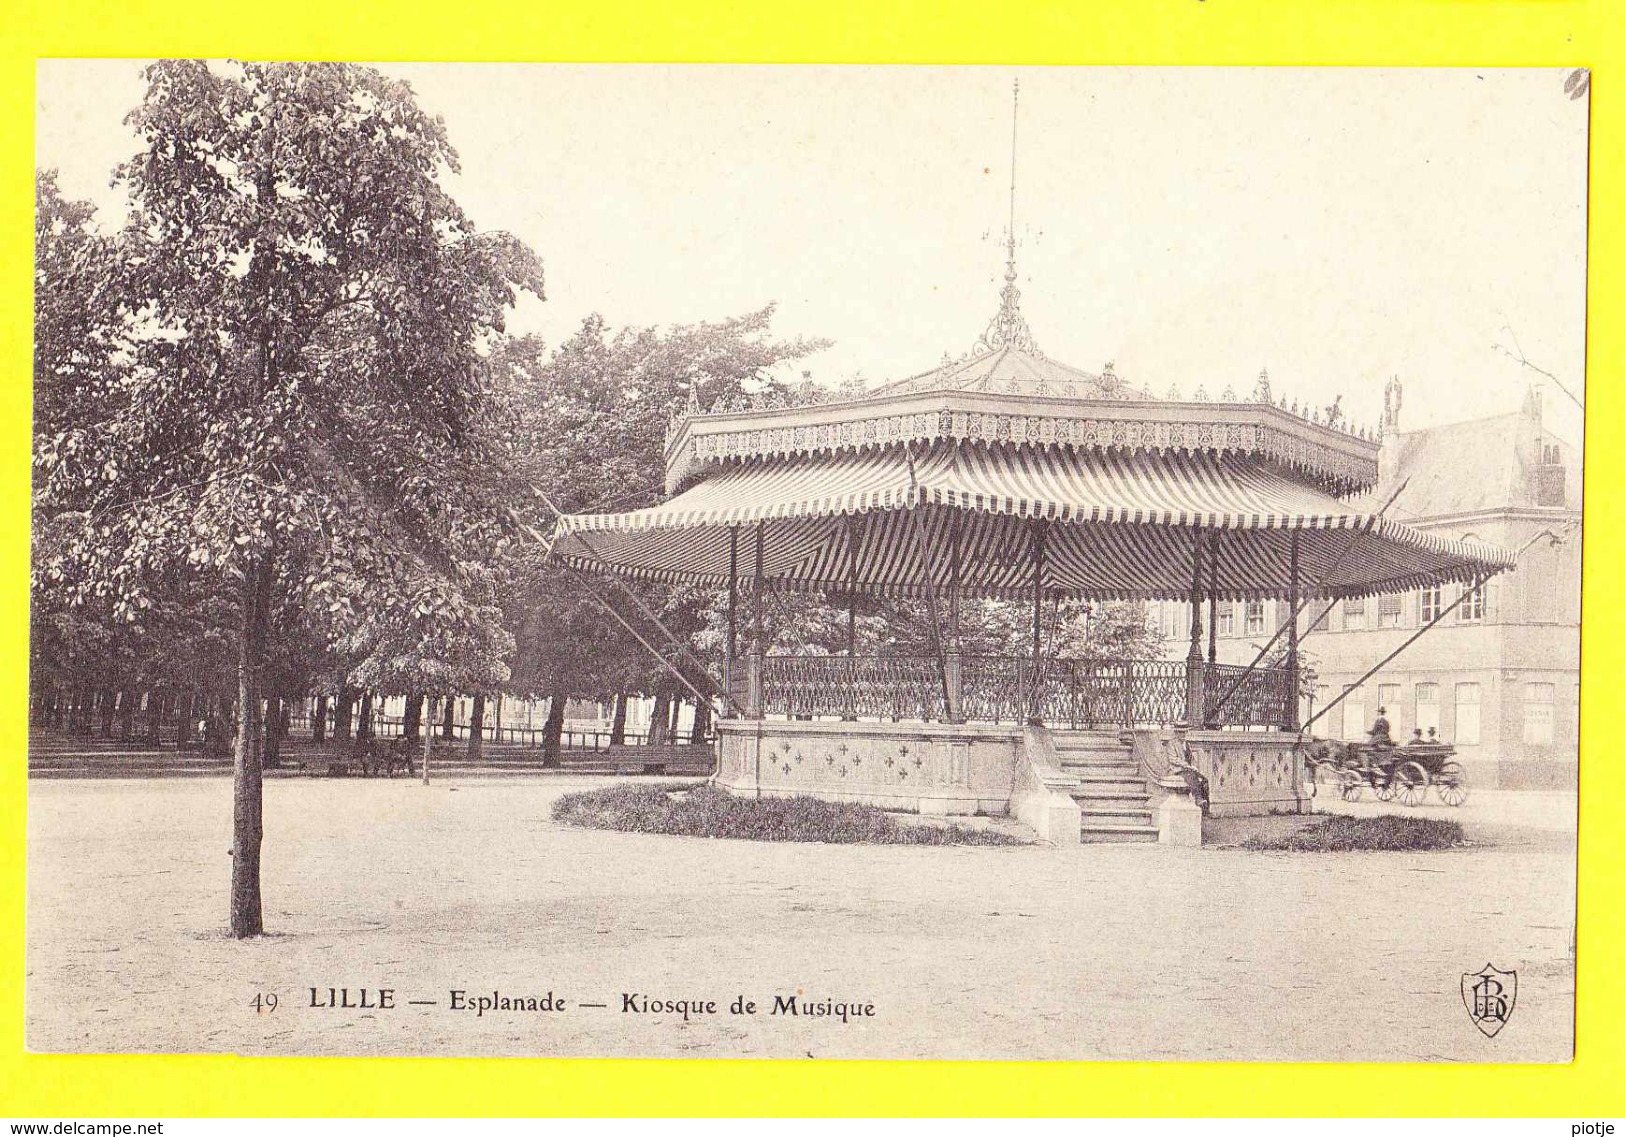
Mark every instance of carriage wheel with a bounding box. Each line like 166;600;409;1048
1395;760;1429;807
1436;761;1469;807
1338;772;1363;802
1373;769;1398;802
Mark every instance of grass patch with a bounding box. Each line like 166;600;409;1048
551;782;1025;846
1240;813;1466;852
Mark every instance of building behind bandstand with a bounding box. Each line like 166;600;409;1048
1164;381;1580;791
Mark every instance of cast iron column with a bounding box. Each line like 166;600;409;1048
844;513;861;721
746;522;765;719
944;512;964;723
1185;528;1205;727
1029;519;1046;723
1283;530;1302;731
724;526;739;718
1205;531;1221;727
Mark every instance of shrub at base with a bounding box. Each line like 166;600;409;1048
551;783;1024;846
1241;814;1466;852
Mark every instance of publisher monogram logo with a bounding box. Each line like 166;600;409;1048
1461;963;1517;1038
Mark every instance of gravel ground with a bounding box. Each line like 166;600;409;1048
26;777;1575;1061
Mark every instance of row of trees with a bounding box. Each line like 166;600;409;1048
33;61;1162;939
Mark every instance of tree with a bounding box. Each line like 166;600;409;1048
498;312;828;753
34;61;542;937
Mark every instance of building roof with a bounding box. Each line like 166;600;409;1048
862;346;1160;402
1360;404;1581;521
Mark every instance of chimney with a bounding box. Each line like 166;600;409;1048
1521;384;1566;507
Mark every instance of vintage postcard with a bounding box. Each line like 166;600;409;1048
27;62;1585;1062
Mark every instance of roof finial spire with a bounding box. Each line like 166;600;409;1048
1007;76;1019;281
975;77;1038;356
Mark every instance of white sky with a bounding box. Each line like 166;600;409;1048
36;63;1589;444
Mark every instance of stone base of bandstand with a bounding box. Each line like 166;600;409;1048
713;719;1309;841
1180;729;1310;818
714;718;1020;816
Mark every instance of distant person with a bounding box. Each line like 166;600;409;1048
1368;707;1393;746
1408;728;1425;746
1427;727;1439;743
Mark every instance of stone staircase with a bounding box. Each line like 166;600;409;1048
1051;730;1158;843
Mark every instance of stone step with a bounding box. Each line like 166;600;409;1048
1052;744;1132;759
1072;772;1145;787
1079;802;1153;820
1061;760;1139;773
1071;786;1151;802
1080;823;1160;844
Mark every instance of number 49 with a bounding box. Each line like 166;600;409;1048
252;992;279;1014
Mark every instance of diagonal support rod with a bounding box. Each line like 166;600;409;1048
1207;477;1412;720
560;562;744;718
530;486;730;709
1297;518;1573;741
1297;573;1489;740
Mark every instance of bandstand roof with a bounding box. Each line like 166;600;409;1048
550;441;1516;601
551;193;1517;602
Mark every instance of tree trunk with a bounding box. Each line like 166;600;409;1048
467;693;486;760
146;689;163;747
541;691;566;767
176;691;195;746
691;697;712;744
670;694;683;739
334;687;355;742
609;693;628;746
119;688;136;741
648;685;672;747
99;688;116;736
230;557;272;938
357;690;374;739
404;691;424;743
440;695;456;740
312;694;328;743
264;693;284;769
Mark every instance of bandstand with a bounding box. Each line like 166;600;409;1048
548;257;1516;844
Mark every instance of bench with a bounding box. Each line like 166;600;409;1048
602;743;715;776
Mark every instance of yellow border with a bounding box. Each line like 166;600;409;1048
2;0;1618;1118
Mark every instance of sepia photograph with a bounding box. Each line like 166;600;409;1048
28;61;1586;1062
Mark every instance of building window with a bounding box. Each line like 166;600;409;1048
1341;688;1365;742
1216;601;1235;636
1244;600;1265;636
1158;601;1187;641
1457;582;1485;623
1419;585;1443;624
1377;683;1401;737
1415;682;1440;737
1312;601;1332;632
1455;682;1481;745
1523;682;1555;746
1542;442;1561;465
1342;598;1366;630
1378;593;1403;628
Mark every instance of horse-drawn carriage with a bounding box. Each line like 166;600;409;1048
1300;738;1468;807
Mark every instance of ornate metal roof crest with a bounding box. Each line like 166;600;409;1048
974;79;1039;357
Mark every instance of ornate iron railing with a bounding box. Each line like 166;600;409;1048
761;655;946;722
960;655;1028;724
1205;663;1293;729
1029;658;1191;729
756;653;1288;729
